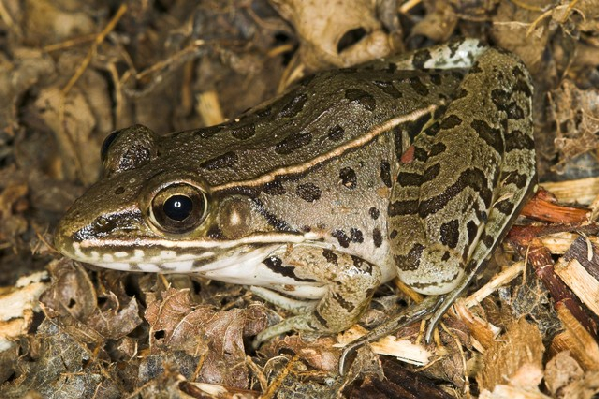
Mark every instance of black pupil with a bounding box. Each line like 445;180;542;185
163;195;193;222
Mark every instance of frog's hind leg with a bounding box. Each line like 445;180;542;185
389;46;535;335
253;245;381;344
339;47;534;374
422;48;536;340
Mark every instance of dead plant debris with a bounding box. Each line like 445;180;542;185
1;0;599;398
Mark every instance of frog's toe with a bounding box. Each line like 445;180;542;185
253;313;319;347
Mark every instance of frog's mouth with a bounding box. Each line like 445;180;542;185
54;222;315;274
54;230;331;296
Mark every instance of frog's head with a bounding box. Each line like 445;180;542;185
54;125;306;274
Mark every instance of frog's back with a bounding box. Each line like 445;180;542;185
162;67;463;189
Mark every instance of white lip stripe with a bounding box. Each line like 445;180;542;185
77;232;316;251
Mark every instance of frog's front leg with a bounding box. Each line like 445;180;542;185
254;245;381;343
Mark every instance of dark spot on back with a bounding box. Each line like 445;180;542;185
512;65;525;78
373;228;382;248
406;112;432;141
369;207;380;220
200;151;238;170
440;115;463;130
423;164;440;182
350;228;364;243
262;179;286;195
470;119;504;155
422;120;440;137
505;130;534;152
328;125;345;141
408;76;429;96
296;183;321;202
514;75;533;97
491;88;509;104
413;147;429;162
454;88;469;100
339;167;357;189
428;142;446;157
502;171;529;189
345;88;376;111
322;249;338;265
230;123;256;140
278;92;308;118
195;125;222;139
275;132;313;155
373;80;402;98
332;229;350;248
508;103;526;119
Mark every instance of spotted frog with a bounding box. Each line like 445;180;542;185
55;39;535;347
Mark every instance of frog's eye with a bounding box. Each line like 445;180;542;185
150;184;207;234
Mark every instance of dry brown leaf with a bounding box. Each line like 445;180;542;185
270;0;394;70
40;260;97;320
145;287;268;387
23;0;96;45
87;293;143;340
0;167;29;243
492;1;546;74
410;1;457;42
0;47;55;132
33;87;100;184
262;335;339;371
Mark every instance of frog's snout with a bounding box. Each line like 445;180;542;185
54;213;75;257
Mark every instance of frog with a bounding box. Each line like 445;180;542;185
54;39;536;357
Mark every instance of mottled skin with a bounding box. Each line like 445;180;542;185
55;40;535;347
